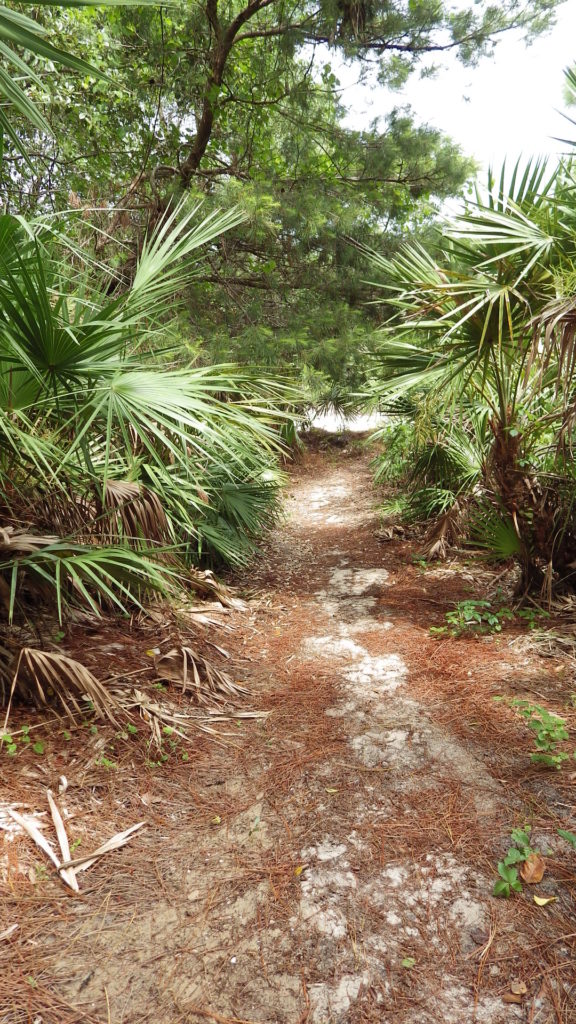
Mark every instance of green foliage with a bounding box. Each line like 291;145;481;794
0;725;44;756
365;149;576;589
430;599;513;637
558;828;576;849
493;826;536;898
510;700;573;769
0;0;157;157
0;203;291;636
6;0;555;404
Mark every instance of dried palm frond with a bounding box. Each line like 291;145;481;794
0;527;59;553
530;294;576;400
154;645;249;706
124;688;192;748
103;480;170;545
3;647;121;727
124;688;237;748
187;567;243;607
421;501;467;560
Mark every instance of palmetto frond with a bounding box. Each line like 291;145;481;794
365;157;576;586
0;205;290;635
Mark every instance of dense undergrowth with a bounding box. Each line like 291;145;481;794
0;202;294;703
366;150;576;597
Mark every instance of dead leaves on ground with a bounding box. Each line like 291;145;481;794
5;647;122;727
533;894;557;906
8;792;145;893
153;645;249;705
519;853;546;884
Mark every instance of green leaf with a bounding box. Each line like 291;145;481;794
497;863;521;887
502;848;526;865
558;829;576;849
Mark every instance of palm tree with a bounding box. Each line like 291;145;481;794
365;157;576;593
0;202;289;637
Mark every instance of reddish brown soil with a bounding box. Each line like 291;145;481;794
0;443;575;1024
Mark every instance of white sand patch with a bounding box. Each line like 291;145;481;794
302;841;348;862
329;567;389;596
308;972;371;1018
350;732;391;767
343;653;406;692
301;635;367;660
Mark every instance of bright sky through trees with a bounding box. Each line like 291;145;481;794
337;1;576;171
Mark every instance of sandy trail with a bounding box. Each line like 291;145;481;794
2;444;573;1024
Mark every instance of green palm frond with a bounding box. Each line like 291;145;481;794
3;541;184;622
482;157;557;212
0;203;291;628
362;158;576;575
470;507;523;559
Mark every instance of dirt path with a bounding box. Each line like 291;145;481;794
2;444;575;1023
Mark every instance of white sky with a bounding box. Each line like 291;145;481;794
336;1;576;172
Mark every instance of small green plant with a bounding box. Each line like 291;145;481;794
515;607;550;630
1;727;43;757
493;826;537;898
558;829;576;849
431;599;514;637
511;700;573;769
115;722;139;741
96;755;117;769
411;557;428;571
1;733;18;756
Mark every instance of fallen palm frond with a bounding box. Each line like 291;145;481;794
0;527;59;553
126;688;191;747
122;687;241;747
3;647;121;728
186;569;241;607
421;500;467;560
59;821;146;872
154;645;250;705
46;789;79;892
509;627;576;660
7;794;145;892
6;808;62;872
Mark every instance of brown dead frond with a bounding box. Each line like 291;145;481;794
3;647;121;727
421;502;465;560
187;567;244;607
103;480;170;544
154;645;250;706
0;526;59;553
124;688;208;748
530;294;576;400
